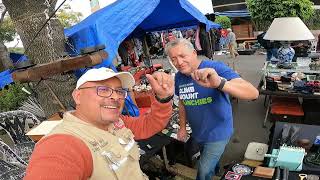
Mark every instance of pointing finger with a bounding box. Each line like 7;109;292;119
146;74;160;89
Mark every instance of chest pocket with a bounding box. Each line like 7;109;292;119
101;142;142;179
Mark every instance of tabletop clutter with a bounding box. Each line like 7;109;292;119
222;123;320;180
263;59;320;95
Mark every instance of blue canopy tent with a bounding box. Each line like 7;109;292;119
64;0;220;117
64;0;221;73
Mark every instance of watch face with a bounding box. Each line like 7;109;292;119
232;164;252;176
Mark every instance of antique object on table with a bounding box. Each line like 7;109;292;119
297;139;312;152
310;135;320;153
274;167;280;180
291;72;306;81
304;136;320;167
299;174;307;180
232;164;252;175
279;124;301;146
263;17;314;63
266;76;278;91
277;62;294;69
309;61;320;71
224;171;242;180
282;168;289;180
265;144;305;171
307;174;319;180
244;142;268;161
252;166;275;179
277;46;295;63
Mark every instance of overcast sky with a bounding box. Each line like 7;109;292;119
6;0;213;47
57;0;213;20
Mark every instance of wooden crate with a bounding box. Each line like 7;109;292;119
232;23;254;39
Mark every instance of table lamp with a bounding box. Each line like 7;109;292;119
263;17;314;63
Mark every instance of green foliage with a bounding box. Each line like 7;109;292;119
0;17;16;42
57;4;83;28
214;16;231;29
8;47;24;54
305;9;320;30
0;83;29;112
246;0;315;31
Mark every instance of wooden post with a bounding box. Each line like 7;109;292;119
12;50;108;83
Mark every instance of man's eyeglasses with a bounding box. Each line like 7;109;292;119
78;86;128;99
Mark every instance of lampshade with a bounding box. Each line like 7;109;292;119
263;17;314;41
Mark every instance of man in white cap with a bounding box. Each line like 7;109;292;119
226;28;239;60
25;67;174;180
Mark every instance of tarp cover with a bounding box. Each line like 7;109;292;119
0;52;28;89
65;0;221;71
0;70;13;89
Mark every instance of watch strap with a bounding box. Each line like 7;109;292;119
217;77;227;90
155;94;174;103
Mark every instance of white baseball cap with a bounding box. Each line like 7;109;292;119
76;67;135;89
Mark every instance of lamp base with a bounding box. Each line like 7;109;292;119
278;46;295;63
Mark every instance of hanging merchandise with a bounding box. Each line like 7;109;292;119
194;26;202;51
124;40;140;67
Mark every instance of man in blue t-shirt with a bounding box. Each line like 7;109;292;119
165;38;259;180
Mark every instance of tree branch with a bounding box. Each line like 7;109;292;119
0;8;7;24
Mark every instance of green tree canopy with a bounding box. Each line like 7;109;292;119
57;4;83;28
214;16;231;29
246;0;315;31
0;17;15;42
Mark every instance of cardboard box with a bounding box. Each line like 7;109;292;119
26;120;63;141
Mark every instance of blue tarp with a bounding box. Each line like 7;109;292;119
0;53;28;89
65;0;221;72
9;53;28;64
215;10;251;18
0;70;13;89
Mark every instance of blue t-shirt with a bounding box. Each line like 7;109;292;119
175;60;240;143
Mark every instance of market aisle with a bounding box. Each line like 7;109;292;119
216;54;271;169
153;53;271;175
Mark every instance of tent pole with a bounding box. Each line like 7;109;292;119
142;35;150;59
208;31;214;60
142;35;152;66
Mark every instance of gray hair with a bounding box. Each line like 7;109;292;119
164;38;195;55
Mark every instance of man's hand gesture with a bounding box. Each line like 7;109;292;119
146;72;174;99
191;68;221;88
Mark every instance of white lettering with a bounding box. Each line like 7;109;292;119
179;87;195;94
180;92;199;100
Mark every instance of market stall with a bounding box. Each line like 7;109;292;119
219;121;320;179
259;60;320;127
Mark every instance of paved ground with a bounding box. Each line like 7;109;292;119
214;54;271;168
153;52;273;176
